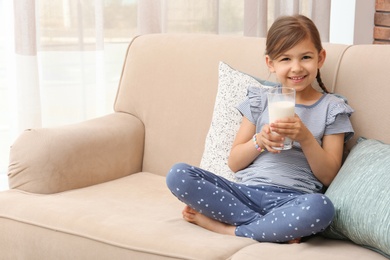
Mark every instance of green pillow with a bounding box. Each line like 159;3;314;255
323;138;390;258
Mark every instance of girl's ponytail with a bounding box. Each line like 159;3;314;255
316;69;330;93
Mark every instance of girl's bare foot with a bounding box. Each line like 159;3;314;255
182;205;236;236
181;206;302;244
287;238;301;244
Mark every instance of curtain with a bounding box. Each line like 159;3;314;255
0;0;335;177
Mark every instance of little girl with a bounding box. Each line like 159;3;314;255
166;14;354;243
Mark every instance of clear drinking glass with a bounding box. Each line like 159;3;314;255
267;87;296;150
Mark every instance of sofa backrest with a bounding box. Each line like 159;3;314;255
332;44;390;150
114;34;375;176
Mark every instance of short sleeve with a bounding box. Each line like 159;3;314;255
236;86;272;124
325;95;354;142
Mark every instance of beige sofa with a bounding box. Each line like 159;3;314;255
1;34;389;259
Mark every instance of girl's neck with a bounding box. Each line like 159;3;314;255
295;86;323;106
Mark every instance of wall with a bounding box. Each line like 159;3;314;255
374;0;390;44
330;0;375;44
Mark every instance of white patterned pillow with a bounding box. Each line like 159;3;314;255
200;62;276;181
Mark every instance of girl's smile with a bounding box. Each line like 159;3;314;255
289;75;307;84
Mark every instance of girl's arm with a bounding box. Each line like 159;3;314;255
228;117;259;172
299;132;345;186
271;115;345;186
228;117;283;172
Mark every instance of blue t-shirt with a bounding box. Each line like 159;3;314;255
235;86;354;194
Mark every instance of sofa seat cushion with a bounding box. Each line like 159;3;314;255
1;172;386;259
0;172;257;259
231;236;388;260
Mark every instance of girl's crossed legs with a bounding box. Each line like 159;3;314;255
166;163;334;243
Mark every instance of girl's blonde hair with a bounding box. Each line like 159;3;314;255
265;15;329;93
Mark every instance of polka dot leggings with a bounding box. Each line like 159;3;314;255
166;163;335;243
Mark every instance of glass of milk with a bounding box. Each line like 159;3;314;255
267;87;296;150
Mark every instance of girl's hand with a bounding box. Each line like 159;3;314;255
257;124;285;153
269;114;310;144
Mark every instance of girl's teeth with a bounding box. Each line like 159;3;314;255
291;76;304;80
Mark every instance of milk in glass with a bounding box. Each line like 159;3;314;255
267;87;295;150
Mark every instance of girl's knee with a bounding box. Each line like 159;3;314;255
166;162;193;192
302;193;335;225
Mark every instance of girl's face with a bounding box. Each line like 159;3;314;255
265;37;326;93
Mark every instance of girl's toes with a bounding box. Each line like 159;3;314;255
183;211;196;223
287;238;301;244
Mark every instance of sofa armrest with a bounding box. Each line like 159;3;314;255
8;112;145;194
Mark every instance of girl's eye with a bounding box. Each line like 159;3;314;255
302;55;312;60
280;57;290;61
